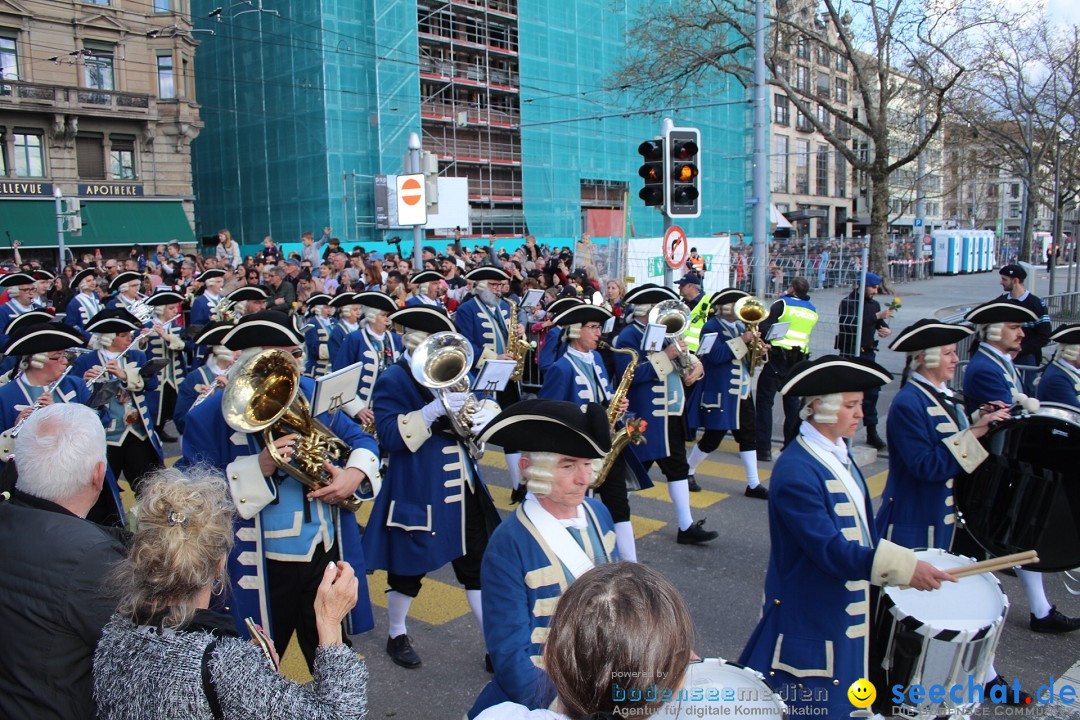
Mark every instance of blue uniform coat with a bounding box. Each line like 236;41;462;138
304;315;335;377
455;296;511;367
687;316;749;432
72;349;163;460
1036;359;1080;409
614;321;684;462
64;292;105;339
962;345;1021;415
332;327;403;412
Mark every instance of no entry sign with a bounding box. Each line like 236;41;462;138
396;173;427;226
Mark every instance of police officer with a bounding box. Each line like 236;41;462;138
753;276;818;460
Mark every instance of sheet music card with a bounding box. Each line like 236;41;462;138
642;324;667;353
521;288;544;308
312;362;363;416
696;332;718;356
765;322;791;342
474;359;516;394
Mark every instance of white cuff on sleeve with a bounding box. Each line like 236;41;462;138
345;448;382;500
726;336;749;360
340;397;366;419
871;539;918;587
399;409;434;452
124;369;145;392
226;454;277;520
942;429;989;474
648;351;674;378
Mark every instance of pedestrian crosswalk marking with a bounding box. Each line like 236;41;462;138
631;515;668;538
636;485;730;508
367;569;472;624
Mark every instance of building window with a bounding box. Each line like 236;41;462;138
76;134;105;179
775;60;790;83
835;77;848;104
816;73;830;99
83;42;115;92
83;0;110;4
796;35;810;60
13;131;44;177
772;135;789;193
1010;183;1020;199
816;144;830;196
1;35;18;95
796;110;813;132
834;148;846;197
816;43;830;67
816;104;829;130
774;95;790;126
110;136;136;179
836;54;848;72
154;0;171;11
181;55;189;97
795;139;810;194
795;65;810;91
157;54;175;99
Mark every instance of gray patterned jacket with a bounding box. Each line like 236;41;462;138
93;614;367;720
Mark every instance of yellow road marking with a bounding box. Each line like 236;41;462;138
636;485;730;507
367;569;472;625
631;515;668;539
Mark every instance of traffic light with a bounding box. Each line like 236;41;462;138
62;197;83;236
421;150;439;215
666;127;701;219
637;139;666;207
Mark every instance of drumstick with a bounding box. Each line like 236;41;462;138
898;551;1039;590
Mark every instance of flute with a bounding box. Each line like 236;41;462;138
84;318;175;388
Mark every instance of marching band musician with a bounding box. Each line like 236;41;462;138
535;296;584;374
65;268;104;339
302;293;335;377
328;291;361;364
365;306;500;669
467;400;618;718
188;268;226;328
404;269;446;309
739;355;955;718
876;318;1030;700
223;284;269;320
31;270;53;310
332;292;403;429
0;272;40;346
72;308;164;496
142;289;187;443
613;283;717;545
686;288;768;499
180;310;381;672
0;310;54;380
1036;324;1080;409
961;300;1080;634
538;302;650;562
172;319;235;435
104;271;144;314
454;266;526;494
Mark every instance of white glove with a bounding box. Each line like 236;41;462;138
469;405;498;435
420;398;446;426
442;392;469;414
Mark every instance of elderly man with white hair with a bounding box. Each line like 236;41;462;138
740;354;954;719
65;269;104;339
404;269;445;309
0;272;40;346
188;268;226;329
467;399;617;719
0;403;127;720
328;291;361;364
364;306;499;670
332;291;402;427
105;271;144;315
1036;323;1080;409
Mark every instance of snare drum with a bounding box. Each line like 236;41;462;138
873;548;1009;719
654;658;787;719
954;404;1080;571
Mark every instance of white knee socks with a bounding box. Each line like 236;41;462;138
1018;568;1053;619
387;590;413;639
741;450;760;489
505;452;522;489
466;589;484;628
614;521;638;562
668;479;694;531
687;445;709;474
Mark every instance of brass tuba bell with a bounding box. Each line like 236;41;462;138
647;299;694;378
733;295;769;374
221;348;376;512
409;331;485;458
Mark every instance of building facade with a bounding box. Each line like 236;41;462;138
189;0;751;250
0;0;200;258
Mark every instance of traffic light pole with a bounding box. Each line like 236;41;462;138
663;212;674;286
751;0;769;298
53;186;66;274
408;132;423;264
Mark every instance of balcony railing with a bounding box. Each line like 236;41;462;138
419;57;519;89
0;80;154;116
425;136;521;164
422;100;519;127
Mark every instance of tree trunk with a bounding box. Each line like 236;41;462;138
868;160;892;291
1022;183;1040;264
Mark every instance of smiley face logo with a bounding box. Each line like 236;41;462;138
848;678;876;708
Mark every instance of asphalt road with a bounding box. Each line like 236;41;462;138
161;265;1080;719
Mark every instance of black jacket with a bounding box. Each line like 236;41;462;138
836;289;887;355
0;489;126;720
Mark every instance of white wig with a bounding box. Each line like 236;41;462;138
798;393;843;424
906;346;942;372
402;329;430;354
21;353;50;371
120;279;141;294
338;304;359;321
204;277;224;291
565;322;584;340
89;332;117;351
211;345;236;363
78;276;97;292
360;306;385;326
1056;344;1080;362
979;322;1005;343
633;302;653;319
522;451;559;495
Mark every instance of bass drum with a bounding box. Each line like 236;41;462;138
954;403;1080;571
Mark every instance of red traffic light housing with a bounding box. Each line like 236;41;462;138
637;139;667;207
665;128;701;219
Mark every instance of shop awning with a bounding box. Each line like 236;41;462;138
0;199;194;248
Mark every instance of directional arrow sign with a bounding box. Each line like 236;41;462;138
396;173;427;225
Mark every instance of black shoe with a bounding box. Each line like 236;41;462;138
984;676;1033;705
1030;605;1080;634
687;475;702;493
865;428;886;451
510;484;527;504
485;653;494;674
744;484;769;500
677;519;719;545
756;449;772;462
156;426;179;443
386;634;422;668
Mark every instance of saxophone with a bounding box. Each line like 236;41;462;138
592;341;647;489
505;298;534;382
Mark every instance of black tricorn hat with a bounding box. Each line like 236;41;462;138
86;308;143;334
410;270;444;285
226;286;269;302
554;304;613;328
5;309;55;336
306;293;332;308
328;292;358;309
353;291;399;314
146;289;185;306
546;297;584;319
889;318;974;352
195;319;236;347
71;268;97;289
0;272;37;288
108;271;143;293
710;288;749;307
2;321;85;357
221;310;305;350
389;306;456;335
965;300;1038;325
196;268;226;283
781;354;893;396
1051;323;1080;345
623;283;678;306
476;400;612;459
465;266;510;282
